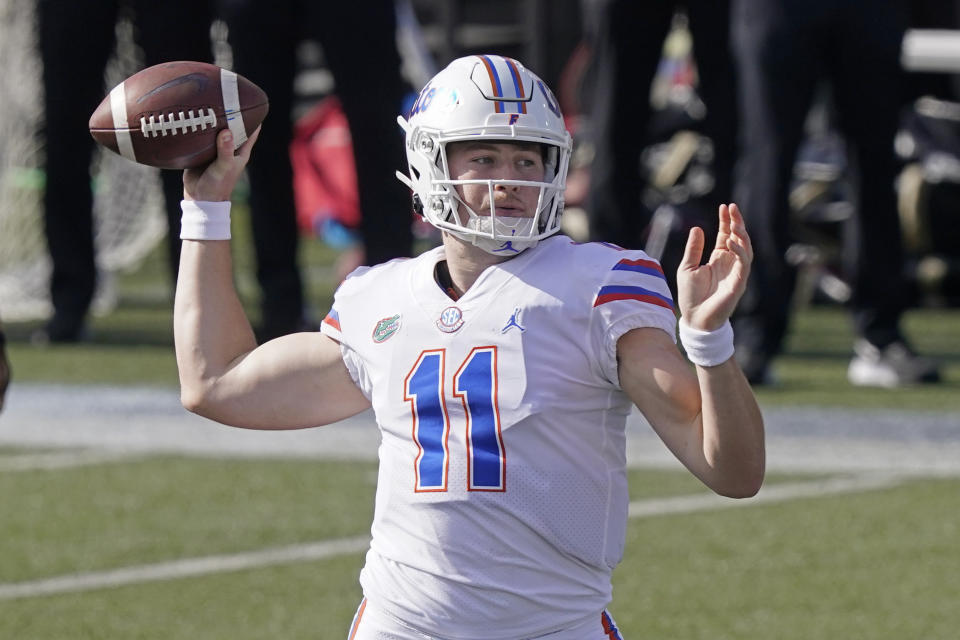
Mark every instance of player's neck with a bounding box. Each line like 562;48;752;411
440;232;511;299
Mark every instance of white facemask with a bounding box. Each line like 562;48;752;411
463;215;540;255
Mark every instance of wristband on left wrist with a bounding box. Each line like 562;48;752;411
678;318;735;367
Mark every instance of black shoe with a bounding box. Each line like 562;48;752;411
847;339;941;387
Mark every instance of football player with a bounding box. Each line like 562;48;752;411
174;55;765;639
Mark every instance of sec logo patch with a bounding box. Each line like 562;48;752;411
436;306;464;333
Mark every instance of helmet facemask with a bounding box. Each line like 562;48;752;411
430;138;567;254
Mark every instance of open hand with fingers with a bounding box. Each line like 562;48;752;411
183;126;261;202
676;203;753;331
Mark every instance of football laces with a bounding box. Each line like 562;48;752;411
139;108;217;137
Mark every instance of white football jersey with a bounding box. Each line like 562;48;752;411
320;235;676;639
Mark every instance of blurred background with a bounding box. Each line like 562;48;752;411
0;0;959;389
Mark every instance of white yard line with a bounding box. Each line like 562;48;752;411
0;472;907;602
0;537;371;602
627;472;905;517
0;450;144;472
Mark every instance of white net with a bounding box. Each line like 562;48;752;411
0;0;166;322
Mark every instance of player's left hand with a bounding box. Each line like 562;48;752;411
676;203;753;331
183;126;260;203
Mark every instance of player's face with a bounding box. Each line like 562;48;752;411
446;141;546;219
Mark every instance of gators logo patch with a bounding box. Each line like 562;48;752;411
372;314;401;343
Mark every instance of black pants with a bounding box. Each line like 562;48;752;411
39;0;212;325
219;0;412;334
731;0;908;360
581;0;737;249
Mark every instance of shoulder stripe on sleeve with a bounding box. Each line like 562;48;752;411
612;257;665;279
594;285;675;311
322;309;341;331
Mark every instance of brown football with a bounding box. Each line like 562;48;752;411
89;60;268;169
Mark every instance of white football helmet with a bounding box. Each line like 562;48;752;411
397;55;572;254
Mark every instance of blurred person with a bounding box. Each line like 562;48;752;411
730;0;941;387
36;0;213;342
580;0;737;254
173;55;765;637
218;0;413;341
0;320;9;412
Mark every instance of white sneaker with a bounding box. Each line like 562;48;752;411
847;339;941;388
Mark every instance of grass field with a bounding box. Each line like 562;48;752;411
1;216;959;638
1;458;957;638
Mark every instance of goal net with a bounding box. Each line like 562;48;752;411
0;0;166;322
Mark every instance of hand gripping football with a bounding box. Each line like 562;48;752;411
89;61;268;169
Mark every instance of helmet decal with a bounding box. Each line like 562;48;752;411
476;55;528;114
409;83;460;119
537;80;562;118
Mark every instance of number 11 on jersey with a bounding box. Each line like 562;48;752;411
404;347;506;492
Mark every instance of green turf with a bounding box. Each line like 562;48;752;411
0;456;377;583
1;458;957;639
2;459;723;585
0;553;367;640
0;446;55;456
613;476;960;638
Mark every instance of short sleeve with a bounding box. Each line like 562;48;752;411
319;307;343;342
588;253;678;387
318;263;373;346
318;265;376;400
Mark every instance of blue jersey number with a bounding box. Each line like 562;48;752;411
405;347;505;492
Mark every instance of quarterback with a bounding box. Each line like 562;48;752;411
174;55;765;639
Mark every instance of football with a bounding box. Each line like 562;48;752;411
89;60;268;169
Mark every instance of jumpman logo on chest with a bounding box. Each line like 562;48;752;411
501;308;526;333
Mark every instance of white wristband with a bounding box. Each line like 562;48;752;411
679;318;735;367
180;200;231;240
